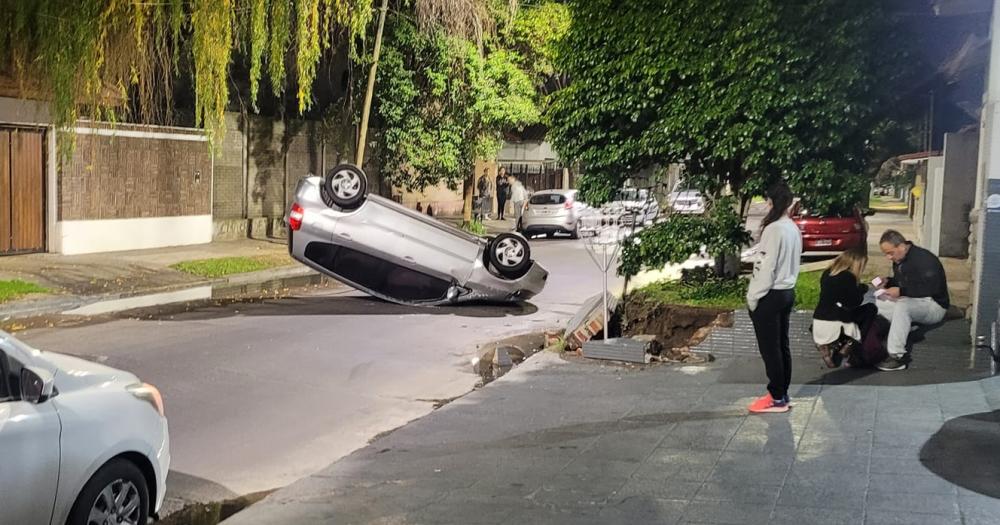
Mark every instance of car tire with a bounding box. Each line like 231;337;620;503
324;164;367;209
570;223;579;239
67;458;149;525
488;233;531;279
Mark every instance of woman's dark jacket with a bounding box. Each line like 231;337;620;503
813;270;867;323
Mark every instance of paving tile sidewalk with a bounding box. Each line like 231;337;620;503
0;239;316;319
224;350;1000;525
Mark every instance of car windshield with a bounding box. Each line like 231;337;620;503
530;193;567;205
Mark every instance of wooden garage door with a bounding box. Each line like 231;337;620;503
0;128;45;254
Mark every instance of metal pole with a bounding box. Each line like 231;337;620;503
603;246;609;342
356;0;389;167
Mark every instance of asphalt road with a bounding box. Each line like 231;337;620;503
16;236;612;514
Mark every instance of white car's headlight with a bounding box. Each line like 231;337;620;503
128;383;165;417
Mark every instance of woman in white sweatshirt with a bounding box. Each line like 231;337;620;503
746;182;802;414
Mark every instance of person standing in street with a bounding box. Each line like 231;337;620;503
746;181;802;414
477;168;493;220
496;167;510;220
509;174;527;231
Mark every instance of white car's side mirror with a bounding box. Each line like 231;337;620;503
21;367;55;404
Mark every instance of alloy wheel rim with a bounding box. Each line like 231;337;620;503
494;238;525;267
88;479;141;525
330;170;361;200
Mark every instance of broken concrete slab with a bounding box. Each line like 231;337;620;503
581;337;653;364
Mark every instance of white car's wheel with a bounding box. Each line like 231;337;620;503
488;233;531;279
324;164;367;209
68;458;149;525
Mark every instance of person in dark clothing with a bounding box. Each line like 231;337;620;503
873;229;950;371
812;249;877;368
495;167;510;220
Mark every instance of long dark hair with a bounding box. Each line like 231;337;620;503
760;182;794;232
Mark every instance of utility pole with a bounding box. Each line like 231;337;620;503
355;0;389;167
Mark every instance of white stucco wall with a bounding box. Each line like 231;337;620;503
57;215;213;255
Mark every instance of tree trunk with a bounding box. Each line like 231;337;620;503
714;253;741;278
463;175;474;225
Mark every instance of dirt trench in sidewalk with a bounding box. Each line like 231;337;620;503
618;296;732;356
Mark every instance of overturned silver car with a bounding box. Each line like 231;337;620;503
286;164;548;306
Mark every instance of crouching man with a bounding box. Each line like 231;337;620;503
874;230;950;371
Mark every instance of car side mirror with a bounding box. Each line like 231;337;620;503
21;367;55;404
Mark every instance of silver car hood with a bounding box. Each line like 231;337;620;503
37;352;140;393
0;331;139;394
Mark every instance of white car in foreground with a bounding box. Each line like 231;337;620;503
0;330;169;525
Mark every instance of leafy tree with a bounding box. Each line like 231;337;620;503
505;1;571;94
0;0;504;146
371;13;539;222
548;0;912;276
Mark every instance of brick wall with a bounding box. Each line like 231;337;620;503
213;113;357;224
59;127;211;221
213;113;246;219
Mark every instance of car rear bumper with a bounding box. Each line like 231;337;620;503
801;232;866;252
522;214;575;231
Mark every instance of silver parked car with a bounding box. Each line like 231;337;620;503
519;189;587;239
287;165;548;306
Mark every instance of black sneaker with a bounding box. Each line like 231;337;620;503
877;356;908;371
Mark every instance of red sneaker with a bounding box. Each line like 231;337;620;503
748;394;790;414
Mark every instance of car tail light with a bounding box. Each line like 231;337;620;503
289;203;305;231
564;199;573;210
128;383;165;417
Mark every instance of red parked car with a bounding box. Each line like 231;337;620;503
791;204;870;253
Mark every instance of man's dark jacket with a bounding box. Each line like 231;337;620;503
887;242;950;309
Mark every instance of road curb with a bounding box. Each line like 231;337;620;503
0;265;319;321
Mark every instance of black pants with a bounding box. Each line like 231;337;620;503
497;195;508;219
750;289;795;400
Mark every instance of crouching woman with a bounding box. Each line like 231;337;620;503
812;248;875;367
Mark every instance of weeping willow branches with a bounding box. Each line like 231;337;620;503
0;0;375;144
0;0;511;146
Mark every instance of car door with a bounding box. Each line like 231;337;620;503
0;347;61;525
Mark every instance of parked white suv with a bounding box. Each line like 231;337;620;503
607;188;659;226
667;182;706;214
0;330;169;525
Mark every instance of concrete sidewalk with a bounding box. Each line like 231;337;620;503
223;345;1000;525
0;239;315;319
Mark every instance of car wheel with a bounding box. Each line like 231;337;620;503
570;224;579;240
324;164;367;209
488;233;531;279
67;458;149;525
